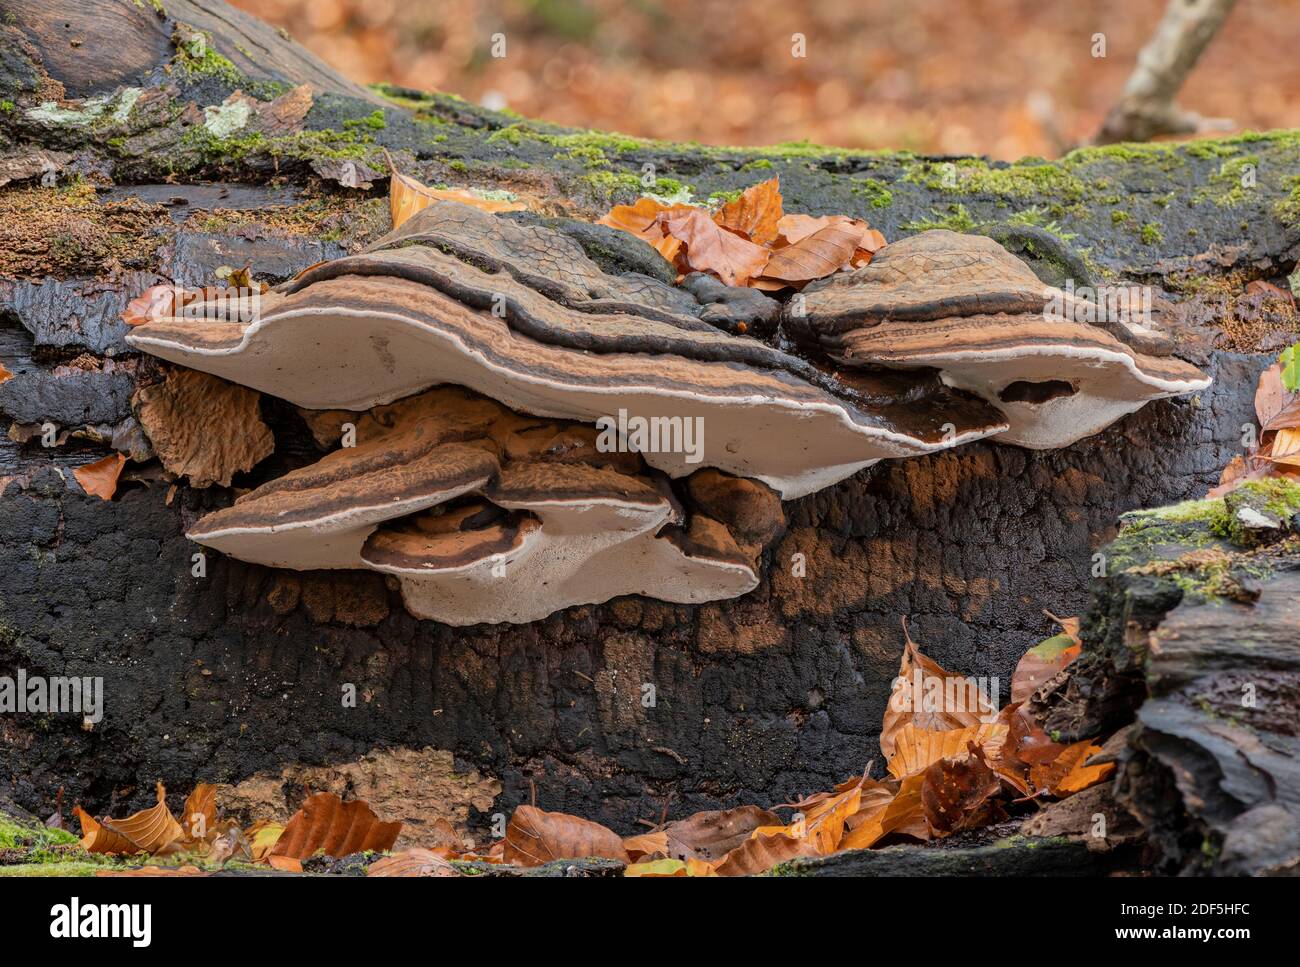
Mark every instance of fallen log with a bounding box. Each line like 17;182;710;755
1;0;1298;857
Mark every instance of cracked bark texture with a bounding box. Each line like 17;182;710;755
0;0;1296;838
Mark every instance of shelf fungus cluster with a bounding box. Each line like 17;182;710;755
126;204;1211;624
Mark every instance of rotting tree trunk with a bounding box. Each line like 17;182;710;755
1;0;1299;853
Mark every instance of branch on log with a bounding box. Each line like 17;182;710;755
1096;0;1239;145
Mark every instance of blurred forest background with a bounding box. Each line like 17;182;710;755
229;0;1294;159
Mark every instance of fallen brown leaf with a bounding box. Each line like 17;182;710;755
921;745;1005;835
598;195;691;261
659;208;771;286
386;150;526;229
367;848;461;877
757;219;861;284
73;453;127;501
660;805;781;862
77;782;184;855
887;722;1009;779
270;792;402;860
713;830;814;876
503;804;629;867
1030;739;1116;797
713;176;783;245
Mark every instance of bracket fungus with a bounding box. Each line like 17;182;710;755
788;230;1212;449
187;387;782;625
124;206;1210;625
127;201;1009;499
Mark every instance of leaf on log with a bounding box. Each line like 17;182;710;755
659;208;771;286
660;805;782;862
1011;631;1082;704
713;176;783;246
77;782;183;855
387;152;525;229
72;452;127;501
97;865;208;877
135;368;274;488
0;362;11;385
180;783;218;841
757;219;861;283
921;745;1005;835
622;829;669;861
246;820;285;862
880;621;997;759
502;804;629;867
367;848;462;877
887;722;1009;779
713;830;815;876
269;792;402;860
597;196;692;262
1029;739;1115;797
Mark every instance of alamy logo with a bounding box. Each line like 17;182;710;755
595;409;704;464
0;669;103;724
50;898;151;947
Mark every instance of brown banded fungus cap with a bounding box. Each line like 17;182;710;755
127;201;1011;498
788;230;1212;449
188;386;781;625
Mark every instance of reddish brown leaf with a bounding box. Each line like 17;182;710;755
269;792;402;860
1011;632;1082;705
887;722;1009;779
1029;739;1115;797
713;176;783;245
386;150;525;229
180;783;217;841
97;865;208;877
713;830;815;876
659;208;770;286
503;804;629;867
77;782;184;855
598;196;691;262
758;219;860;283
0;362;11;386
660;805;781;862
367;848;461;877
921;745;1004;835
73;453;127;501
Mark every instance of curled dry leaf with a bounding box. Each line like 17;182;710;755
660;805;781;862
0;362;11;386
503;804;630;867
367;848;461;877
713;176;783;246
886;722;1009;779
921;745;1005;835
659;208;771;287
386;151;525;229
180;783;217;841
880;621;996;759
76;782;183;855
713;830;815;876
1029;739;1116;797
1010;630;1082;705
72;453;127;501
758;219;862;284
97;865;208;877
624;858;689;877
598;196;693;262
246;819;285;862
269;792;402;860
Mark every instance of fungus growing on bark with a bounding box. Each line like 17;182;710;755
789;230;1212;448
187;387;776;625
127;201;1009;499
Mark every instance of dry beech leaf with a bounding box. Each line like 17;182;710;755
367;848;461;877
0;362;11;386
713;830;814;876
659;208;770;287
622;829;669;861
77;782;183;855
122;285;181;328
503;804;629;867
73;453;127;501
267;855;303;872
386;151;525;229
180;784;217;841
1030;739;1116;797
1262;397;1300;434
599;196;693;262
887;722;1009;779
921;746;1005;835
880;621;996;759
841;773;929;849
661;805;780;862
246;820;285;861
1010;632;1082;705
1267;426;1300;467
624;858;688;877
270;792;402;860
758;219;861;283
1256;362;1297;428
713;176;783;245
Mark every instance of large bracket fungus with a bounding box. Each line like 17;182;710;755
125;205;1211;624
789;230;1212;449
186;386;781;625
